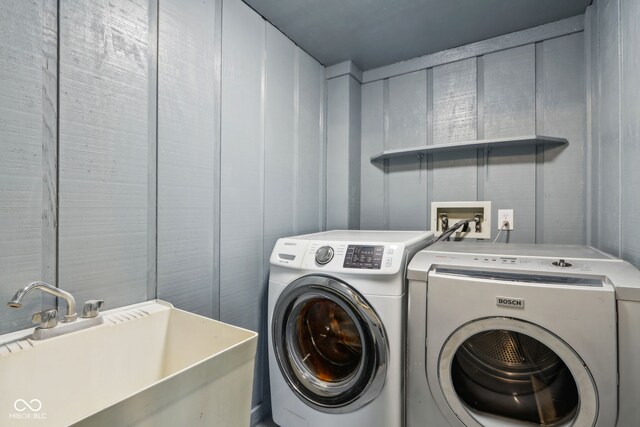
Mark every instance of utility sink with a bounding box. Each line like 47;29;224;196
0;300;258;427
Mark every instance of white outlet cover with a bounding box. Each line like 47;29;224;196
498;209;514;230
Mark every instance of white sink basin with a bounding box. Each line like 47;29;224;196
0;300;257;427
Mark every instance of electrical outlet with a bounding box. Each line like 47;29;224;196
430;201;492;239
498;209;514;231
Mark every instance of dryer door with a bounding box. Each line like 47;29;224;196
439;317;596;426
427;269;608;427
271;275;388;413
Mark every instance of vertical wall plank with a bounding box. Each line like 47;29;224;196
348;77;362;230
262;23;296;410
360;81;385;229
220;0;265;335
620;0;640;266
212;0;223;321
157;0;217;317
326;77;349;229
264;23;296;255
42;0;58;289
585;4;599;248
483;45;536;242
220;0;266;408
540;33;586;245
595;0;620;254
387;70;428;230
432;58;478;201
326;75;362;229
58;0;150;308
0;1;45;333
147;0;158;301
296;49;325;235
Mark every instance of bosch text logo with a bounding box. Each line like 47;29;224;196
496;297;525;309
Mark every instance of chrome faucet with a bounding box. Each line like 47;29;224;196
8;281;78;323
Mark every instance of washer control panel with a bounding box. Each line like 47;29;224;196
343;245;384;269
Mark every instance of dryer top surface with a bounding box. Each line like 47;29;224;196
408;242;640;302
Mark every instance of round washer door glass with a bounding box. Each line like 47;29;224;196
272;275;388;413
438;318;598;427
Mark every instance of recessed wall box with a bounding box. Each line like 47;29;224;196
431;201;492;240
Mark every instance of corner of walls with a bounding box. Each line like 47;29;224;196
326;61;362;229
588;0;640;268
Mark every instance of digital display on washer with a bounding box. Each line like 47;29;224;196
343;245;384;269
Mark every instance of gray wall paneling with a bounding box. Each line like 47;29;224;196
264;23;296;259
482;45;536;243
157;0;218;317
147;0;158;301
262;22;297;413
326;77;349;228
595;0;620;255
360;81;385;229
220;0;266;409
432;58;478;202
538;33;586;244
296;50;325;235
348;77;362;230
357;24;587;244
387;70;428;230
589;0;640;269
221;0;326;417
58;0;150;309
0;1;50;333
326;71;362;230
620;0;640;267
362;15;585;84
42;0;58;290
585;4;599;248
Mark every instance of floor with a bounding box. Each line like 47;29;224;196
255;417;277;427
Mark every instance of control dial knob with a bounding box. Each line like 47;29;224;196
552;259;573;268
315;246;334;265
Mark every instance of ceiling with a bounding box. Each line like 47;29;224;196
243;0;591;70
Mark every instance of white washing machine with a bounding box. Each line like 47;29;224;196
406;242;640;427
268;230;435;427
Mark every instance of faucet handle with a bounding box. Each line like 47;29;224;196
32;309;58;329
82;300;104;318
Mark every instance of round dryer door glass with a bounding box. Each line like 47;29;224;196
272;275;388;413
451;329;579;425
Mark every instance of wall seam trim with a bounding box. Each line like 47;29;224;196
382;79;390;229
213;0;223;319
617;0;623;258
476;56;485;202
293;48;300;234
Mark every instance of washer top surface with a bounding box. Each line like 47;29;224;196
293;230;434;245
408;242;640;302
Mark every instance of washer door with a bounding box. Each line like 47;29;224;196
438;317;598;426
272;275;388;413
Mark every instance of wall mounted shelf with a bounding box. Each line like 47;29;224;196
369;135;568;162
